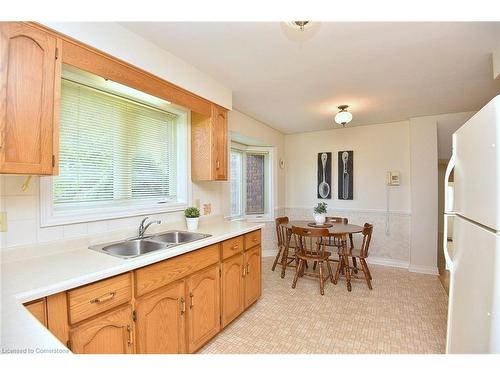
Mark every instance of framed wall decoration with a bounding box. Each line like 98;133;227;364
338;150;353;200
317;152;332;199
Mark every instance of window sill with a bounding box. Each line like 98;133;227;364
225;215;275;223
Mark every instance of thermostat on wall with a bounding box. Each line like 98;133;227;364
387;171;400;186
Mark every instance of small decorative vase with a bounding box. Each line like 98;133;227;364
313;213;326;225
186;217;199;231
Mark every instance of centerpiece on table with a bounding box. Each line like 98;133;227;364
313;202;328;225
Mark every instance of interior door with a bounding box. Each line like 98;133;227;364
221;254;245;327
69;305;134;354
135;280;186;354
0;23;58;174
446;216;500;353
244;246;261;308
186;264;220;353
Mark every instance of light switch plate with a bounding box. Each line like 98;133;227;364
0;212;7;232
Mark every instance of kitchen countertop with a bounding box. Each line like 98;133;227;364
0;219;264;353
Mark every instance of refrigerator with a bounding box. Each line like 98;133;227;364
444;94;500;353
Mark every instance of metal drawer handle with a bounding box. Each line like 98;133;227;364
189;292;194;309
216;160;220;169
231;244;239;250
90;291;116;304
242;265;246;277
246;264;250;274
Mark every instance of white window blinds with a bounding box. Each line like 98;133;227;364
54;79;178;209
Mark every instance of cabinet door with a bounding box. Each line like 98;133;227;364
244;246;262;308
0;23;59;174
212;105;227;180
135;280;186;354
221;254;245;327
69;305;134;354
186;264;220;353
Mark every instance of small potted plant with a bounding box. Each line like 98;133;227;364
313;202;328;225
184;207;200;231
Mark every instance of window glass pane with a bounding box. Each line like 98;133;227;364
246;154;265;215
230;150;243;216
54;79;178;208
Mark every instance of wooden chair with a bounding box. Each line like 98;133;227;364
291;226;334;295
324;217;358;273
272;216;297;272
334;223;374;289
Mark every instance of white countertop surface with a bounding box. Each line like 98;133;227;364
0;219;264;352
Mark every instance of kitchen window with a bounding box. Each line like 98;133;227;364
40;66;189;226
230;144;274;220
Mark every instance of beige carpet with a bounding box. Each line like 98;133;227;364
200;256;448;354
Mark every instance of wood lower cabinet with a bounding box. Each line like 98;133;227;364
186;264;220;353
69;305;134;354
24;231;261;354
221;254;245;327
0;22;60;175
135;280;186;354
244;246;262;308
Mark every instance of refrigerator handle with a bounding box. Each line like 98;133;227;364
443;144;456;269
443;214;454;269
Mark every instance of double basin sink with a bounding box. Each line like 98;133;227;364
89;230;211;259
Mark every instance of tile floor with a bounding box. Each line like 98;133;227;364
200;256;448;354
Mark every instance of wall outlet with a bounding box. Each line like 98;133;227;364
0;212;7;232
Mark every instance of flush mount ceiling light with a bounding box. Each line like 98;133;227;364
334;105;353;127
286;21;312;31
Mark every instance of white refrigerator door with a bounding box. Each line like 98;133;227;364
453;94;500;230
447;216;500;353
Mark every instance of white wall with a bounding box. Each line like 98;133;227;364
437;111;475;160
284;121;412;265
409;116;439;274
41;22;232;110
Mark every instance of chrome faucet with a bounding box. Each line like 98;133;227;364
138;217;161;238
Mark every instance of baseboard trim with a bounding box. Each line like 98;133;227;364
365;256;409;269
408;264;439;275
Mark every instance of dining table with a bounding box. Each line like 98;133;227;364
280;220;364;292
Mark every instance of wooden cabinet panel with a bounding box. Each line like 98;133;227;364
212;105;227;180
69;305;134;354
135;280;186;354
67;273;132;325
244;230;261;250
0;23;59;174
24;298;47;327
135;244;219;297
186;264;220;353
221;254;245;328
221;235;244;260
244;246;262;308
46;292;69;346
191;104;228;181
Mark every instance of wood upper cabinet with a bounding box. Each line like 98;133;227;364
244;246;262;308
221;254;245;328
135;280;186;354
69;304;134;354
0;22;60;175
186;264;220;353
191;104;228;181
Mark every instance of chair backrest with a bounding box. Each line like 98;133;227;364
291;226;330;259
359;223;374;258
275;216;290;248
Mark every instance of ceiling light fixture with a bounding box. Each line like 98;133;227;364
334;105;353;127
287;21;312;31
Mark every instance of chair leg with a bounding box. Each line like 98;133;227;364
360;259;372;290
271;246;282;271
334;256;343;285
363;258;373;280
313;261;317;271
292;259;303;289
326;260;334;283
352;257;358;274
319;261;325;295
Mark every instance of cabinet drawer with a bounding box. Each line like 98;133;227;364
221;236;244;260
135;244;220;297
244;230;261;250
68;273;132;325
